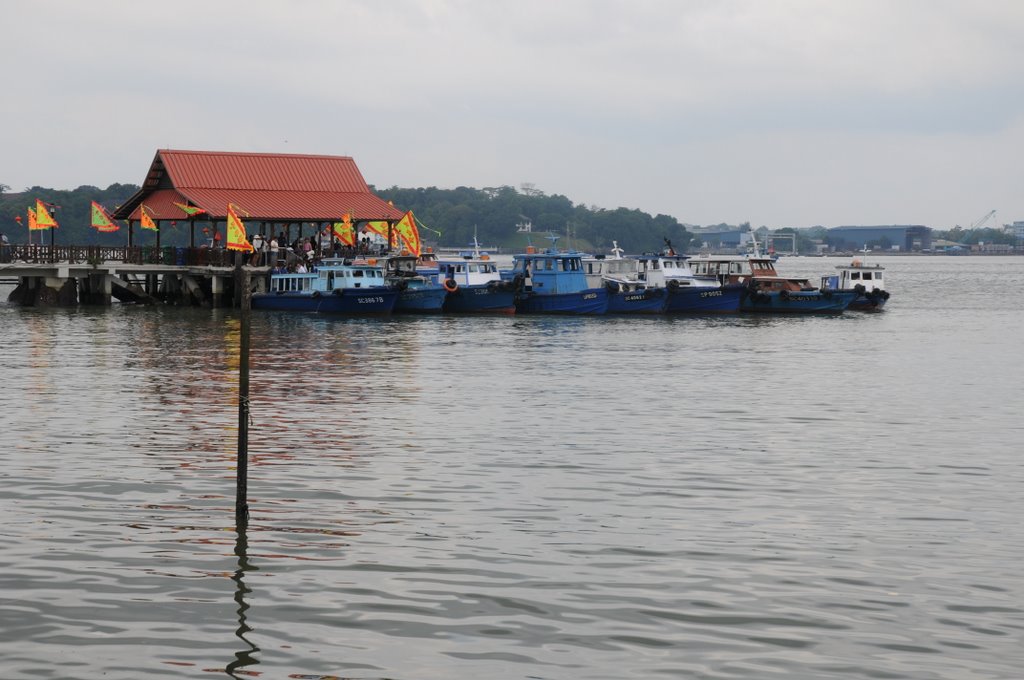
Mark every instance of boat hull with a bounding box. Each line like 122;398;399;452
847;289;890;311
395;286;448;313
443;284;516;314
607;288;668;314
252;288;398;315
515;288;609;315
665;284;743;313
741;289;856;313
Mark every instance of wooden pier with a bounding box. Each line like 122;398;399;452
0;244;265;307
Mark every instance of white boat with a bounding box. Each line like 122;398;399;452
820;253;890;310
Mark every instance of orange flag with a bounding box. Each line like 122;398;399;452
226;204;254;252
140;205;158;231
27;207;43;231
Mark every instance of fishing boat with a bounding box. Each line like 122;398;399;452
253;258;398;315
437;248;517;314
634;243;743;313
820;255;890;310
378;254;448;313
582;243;667;314
689;252;856;313
509;246;608;315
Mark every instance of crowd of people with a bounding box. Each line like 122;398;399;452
248;230;385;268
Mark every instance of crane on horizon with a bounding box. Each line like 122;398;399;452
970;209;997;229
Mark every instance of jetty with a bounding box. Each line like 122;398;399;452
2;149;407;307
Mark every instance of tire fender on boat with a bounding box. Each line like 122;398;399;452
668;279;680;290
443;278;458;293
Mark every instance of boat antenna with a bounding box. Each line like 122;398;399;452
611;240;624;259
663;237;675;256
749;230;762;258
473;225;481;258
544;232;560;251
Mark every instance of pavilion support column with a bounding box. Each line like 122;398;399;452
189;218;196;248
211;274;225;308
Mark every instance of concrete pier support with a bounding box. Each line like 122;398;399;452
82;273;113;305
211;275;225;308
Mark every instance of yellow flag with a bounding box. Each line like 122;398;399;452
333;213;356;247
35;200;57;228
91;201;120;232
393;211;421;256
364;220;388;239
227;204;253;252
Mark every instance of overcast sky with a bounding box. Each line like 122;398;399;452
2;0;1022;229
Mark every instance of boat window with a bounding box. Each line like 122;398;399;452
850;272;860;280
353;270;364;277
862;272;872;280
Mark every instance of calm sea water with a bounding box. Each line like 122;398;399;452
1;256;1022;680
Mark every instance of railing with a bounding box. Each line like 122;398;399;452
0;245;237;267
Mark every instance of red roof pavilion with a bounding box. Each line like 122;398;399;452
113;149;404;223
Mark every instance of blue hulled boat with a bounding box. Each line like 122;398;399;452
820;256;890;311
380;254;448;313
253;258;398;315
689;253;856;313
634;250;743;314
583;246;668;314
509;249;608;315
437;252;517;314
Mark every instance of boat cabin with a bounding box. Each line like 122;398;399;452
688;255;778;285
633;254;715;288
512;251;591;294
269;258;388;293
821;260;885;292
438;256;502;286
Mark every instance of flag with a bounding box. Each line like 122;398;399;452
90;201;121;232
174;201;206;217
364;220;399;248
35;200;58;228
140;205;158;231
393;210;421;256
332;213;356;247
363;220;389;239
226;204;254;252
27;207;44;231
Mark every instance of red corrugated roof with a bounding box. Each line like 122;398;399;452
161;150;370;192
113;149;404;222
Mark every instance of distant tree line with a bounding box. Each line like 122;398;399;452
2;182;701;252
373;185;695;253
933;226;1018;246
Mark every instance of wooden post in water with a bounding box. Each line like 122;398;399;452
236;267;251;525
